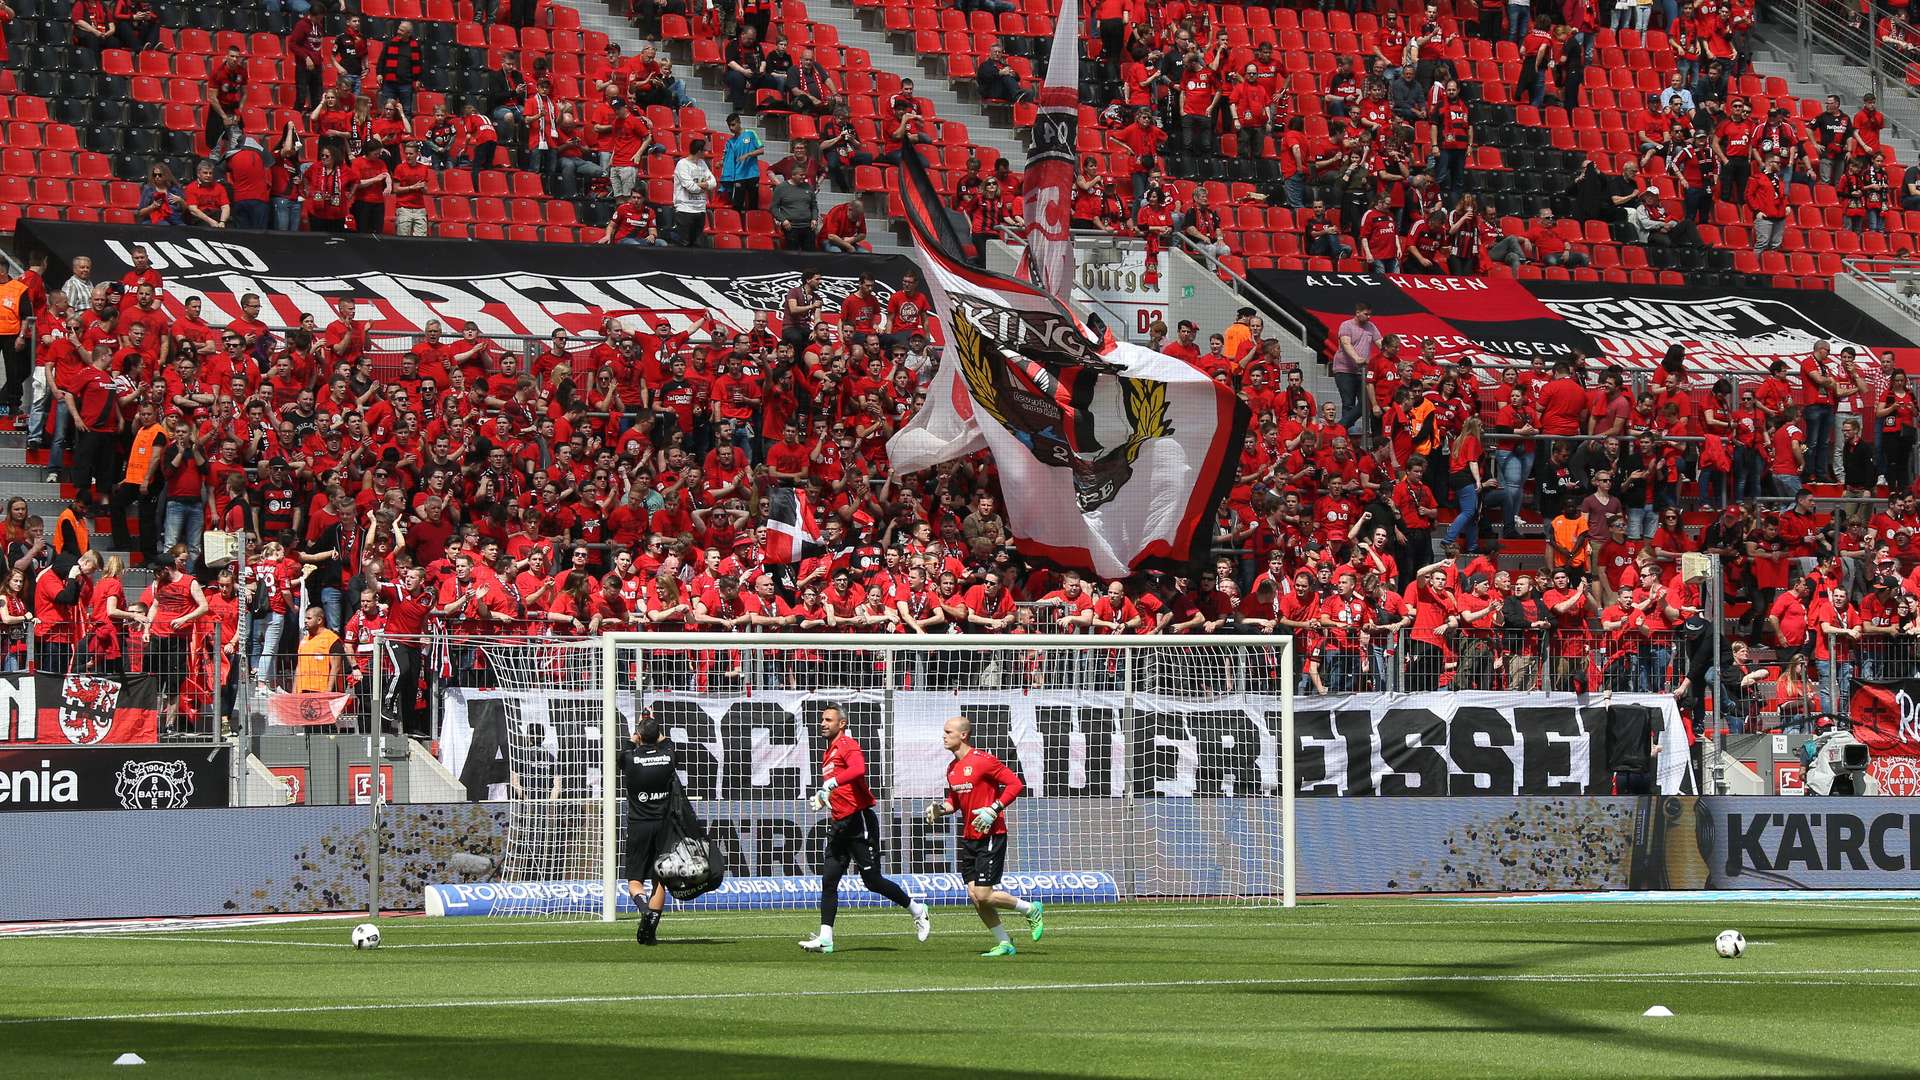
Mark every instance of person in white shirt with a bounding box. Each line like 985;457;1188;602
672;138;718;247
61;257;95;313
901;332;936;386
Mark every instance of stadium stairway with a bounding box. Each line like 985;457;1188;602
571;0;910;254
0;431;155;594
810;0;1028;170
1746;22;1920;169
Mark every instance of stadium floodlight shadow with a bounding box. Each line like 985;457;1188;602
1286;986;1901;1078
1742;923;1920;946
1;1022;1109;1080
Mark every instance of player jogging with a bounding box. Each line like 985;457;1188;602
922;716;1043;957
619;713;677;946
801;705;931;954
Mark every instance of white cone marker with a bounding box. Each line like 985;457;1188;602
113;1053;147;1065
1642;1006;1674;1018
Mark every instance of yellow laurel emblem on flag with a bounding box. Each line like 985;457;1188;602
1119;376;1173;466
953;309;1012;430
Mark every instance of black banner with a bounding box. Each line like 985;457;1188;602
1247;270;1919;376
12;221;912;340
1294;693;1690;796
0;746;231;812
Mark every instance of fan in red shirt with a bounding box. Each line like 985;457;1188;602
375;565;436;735
602;192;663;245
1357;192;1401;272
305;144;351;231
924;715;1039;955
884;272;933;345
798;706;931;953
181;161;231;228
206;46;248;152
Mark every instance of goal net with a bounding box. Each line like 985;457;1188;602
460;633;1294;919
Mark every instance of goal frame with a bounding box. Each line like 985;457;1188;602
595;632;1296;920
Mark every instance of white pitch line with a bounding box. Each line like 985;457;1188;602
10;968;1920;1027
131;936;354;949
87;910;1916;948
127;921;1233;950
28;900;1917;946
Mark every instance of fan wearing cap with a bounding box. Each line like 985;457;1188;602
1450;574;1502;690
1859;575;1905;681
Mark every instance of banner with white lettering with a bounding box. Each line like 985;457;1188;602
438;689;1689;800
0;746;229;812
15;221;911;344
1846;679;1920;758
1248;270;1920;381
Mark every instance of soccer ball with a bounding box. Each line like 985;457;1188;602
1714;929;1745;959
352;923;382;950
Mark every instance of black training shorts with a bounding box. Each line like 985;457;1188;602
824;806;882;872
958;833;1008;887
624;818;671;884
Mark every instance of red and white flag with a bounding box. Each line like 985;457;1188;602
1017;0;1081;303
887;149;1249;578
764;486;821;565
265;691;351;728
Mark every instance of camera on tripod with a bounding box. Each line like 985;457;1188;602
1799;715;1881;796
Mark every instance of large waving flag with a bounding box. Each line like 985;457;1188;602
886;148;1248;578
1017;0;1080;302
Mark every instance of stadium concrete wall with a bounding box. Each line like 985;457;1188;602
6;797;1920;921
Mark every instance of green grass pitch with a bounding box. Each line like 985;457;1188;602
4;900;1920;1078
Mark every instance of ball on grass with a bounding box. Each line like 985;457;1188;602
1714;929;1745;959
352;923;382;950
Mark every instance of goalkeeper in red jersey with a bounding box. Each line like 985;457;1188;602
800;705;932;955
922;716;1043;957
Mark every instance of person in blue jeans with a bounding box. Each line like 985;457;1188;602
1444;417;1498;553
1488;385;1537;537
1814;586;1862;716
1800;341;1840;482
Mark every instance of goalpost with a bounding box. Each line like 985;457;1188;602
458;633;1294;920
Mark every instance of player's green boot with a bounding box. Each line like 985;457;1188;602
980;941;1017;957
1025;900;1044;941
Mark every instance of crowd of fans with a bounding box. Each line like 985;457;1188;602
43;0;1915;275
85;1;893;251
938;0;1920;274
3;0;1915;743
0;237;1913;742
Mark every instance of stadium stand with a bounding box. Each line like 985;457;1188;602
2;0;1916;753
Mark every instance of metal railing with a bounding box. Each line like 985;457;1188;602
1786;0;1920;137
24;619;233;743
1840;254;1920;324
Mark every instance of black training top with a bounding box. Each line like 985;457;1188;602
620;738;679;822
